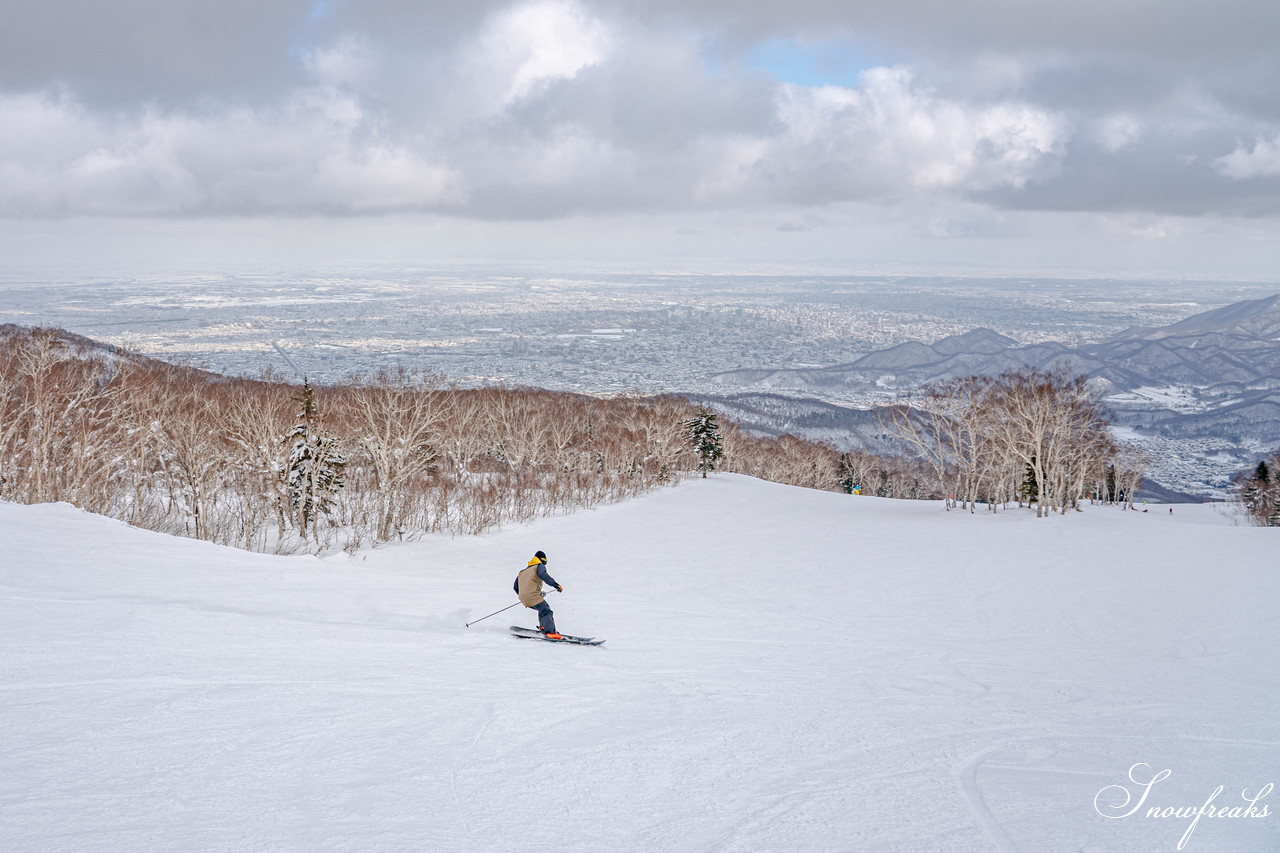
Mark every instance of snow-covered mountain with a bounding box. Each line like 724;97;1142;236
690;391;912;455
3;476;1276;852
711;295;1280;445
1118;293;1280;341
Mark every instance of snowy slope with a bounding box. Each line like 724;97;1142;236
2;477;1277;853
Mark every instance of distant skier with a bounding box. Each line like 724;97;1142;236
514;551;563;640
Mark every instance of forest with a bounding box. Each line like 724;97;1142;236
1235;455;1280;526
0;327;938;552
884;369;1148;516
0;327;1151;554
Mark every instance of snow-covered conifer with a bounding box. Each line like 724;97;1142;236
682;408;723;479
286;379;345;539
837;453;858;494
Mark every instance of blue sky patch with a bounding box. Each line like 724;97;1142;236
746;37;894;88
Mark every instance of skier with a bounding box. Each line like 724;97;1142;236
514;550;563;640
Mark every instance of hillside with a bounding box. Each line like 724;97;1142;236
714;295;1280;402
0;323;223;382
690;391;911;455
3;477;1276;852
709;295;1280;496
711;295;1280;402
1116;294;1280;341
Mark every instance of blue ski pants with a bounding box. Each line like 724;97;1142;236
532;601;557;634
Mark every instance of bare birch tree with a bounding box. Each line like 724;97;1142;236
336;369;448;542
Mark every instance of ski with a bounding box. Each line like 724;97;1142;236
509;626;605;646
513;633;604;646
509;625;595;641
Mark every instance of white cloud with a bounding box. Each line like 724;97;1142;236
474;0;614;109
4;4;1280;225
0;90;463;216
0;59;1071;218
1215;136;1280;180
1093;113;1143;152
759;67;1067;200
305;36;377;90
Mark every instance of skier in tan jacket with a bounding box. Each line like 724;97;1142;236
514;550;563;639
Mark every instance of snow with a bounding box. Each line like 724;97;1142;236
2;476;1277;852
1106;385;1212;414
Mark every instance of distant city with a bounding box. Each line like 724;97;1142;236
3;266;1277;498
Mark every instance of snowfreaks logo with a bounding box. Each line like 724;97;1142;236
1094;763;1274;850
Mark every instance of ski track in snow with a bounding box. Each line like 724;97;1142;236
1;476;1278;852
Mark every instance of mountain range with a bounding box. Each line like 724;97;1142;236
711;294;1280;445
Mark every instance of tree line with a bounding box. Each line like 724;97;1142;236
881;367;1147;515
0;327;692;551
1;327;935;552
1;327;1144;553
1235;456;1280;526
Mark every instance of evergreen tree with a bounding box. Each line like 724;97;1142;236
837;453;858;494
1242;480;1261;511
1235;454;1280;525
286;379;345;539
682;408;724;478
1021;459;1040;504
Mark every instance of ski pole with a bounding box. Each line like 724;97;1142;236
465;584;562;628
465;600;522;628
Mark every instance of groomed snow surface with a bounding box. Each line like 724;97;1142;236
2;475;1277;852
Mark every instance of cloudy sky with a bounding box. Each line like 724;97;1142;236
3;0;1280;277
